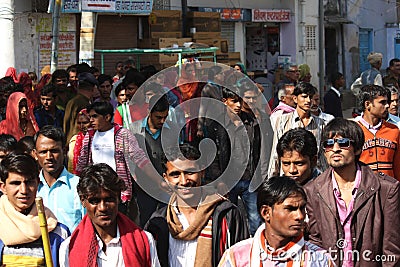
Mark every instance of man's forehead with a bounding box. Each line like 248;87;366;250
166;158;201;172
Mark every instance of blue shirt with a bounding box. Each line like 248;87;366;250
141;116;171;140
34;106;65;129
37;167;85;232
387;113;400;129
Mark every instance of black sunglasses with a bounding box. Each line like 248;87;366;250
322;138;353;150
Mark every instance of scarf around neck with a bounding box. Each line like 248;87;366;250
167;192;224;267
250;223;304;267
68;213;151;267
0;195;58;246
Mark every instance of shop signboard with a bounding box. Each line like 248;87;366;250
37;14;77;72
252;9;291;23
55;0;153;14
198;7;251;21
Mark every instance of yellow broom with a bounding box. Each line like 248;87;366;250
35;197;54;267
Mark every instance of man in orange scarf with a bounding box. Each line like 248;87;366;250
218;176;334;267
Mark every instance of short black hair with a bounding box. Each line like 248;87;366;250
161;144;201;169
0;153;39;183
323;118;365;156
0;134;17;153
208;66;223;81
15;136;35;155
144;82;163;95
51;69;68;84
115;83;125;97
123;70;146;88
359;84;390;112
293;82;317;97
34;125;66;148
77;163;126;200
40;83;57;97
97;74;113;86
87;101;114;117
277;128;318;160
389;58;400;67
149;94;169;113
222;87;241;101
237;77;259;96
257;176;306;215
330;72;343;85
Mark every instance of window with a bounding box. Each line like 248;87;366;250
153;0;170;10
305;25;317;50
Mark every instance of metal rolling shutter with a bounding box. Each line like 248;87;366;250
94;15;139;75
221;22;235;52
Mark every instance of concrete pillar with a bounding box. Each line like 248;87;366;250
0;0;15;76
79;12;96;66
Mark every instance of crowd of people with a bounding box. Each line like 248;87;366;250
0;55;399;267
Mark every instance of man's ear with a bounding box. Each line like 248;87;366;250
260;205;272;223
365;100;371;111
80;197;86;208
0;181;5;195
222;98;227;105
105;114;112;122
33;149;38;161
293;95;298;105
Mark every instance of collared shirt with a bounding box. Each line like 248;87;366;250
141;116;171;140
331;165;362;267
168;205;198;267
387;113;400;129
315;108;334;124
357;114;382;135
34;106;65;129
37;167;84;232
330;86;341;98
59;227;160;267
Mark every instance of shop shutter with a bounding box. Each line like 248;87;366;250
94;15;139;75
221;22;235;52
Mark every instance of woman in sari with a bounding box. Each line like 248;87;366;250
0;92;39;140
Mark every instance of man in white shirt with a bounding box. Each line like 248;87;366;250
270;84;296;127
310;92;334;124
59;163;160;267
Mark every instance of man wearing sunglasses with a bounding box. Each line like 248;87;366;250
304;118;400;267
354;84;400;181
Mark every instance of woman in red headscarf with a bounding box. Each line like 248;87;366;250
0;92;39;140
176;60;203;143
17;72;37;111
5;67;19;83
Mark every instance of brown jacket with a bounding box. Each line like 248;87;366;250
304;164;400;267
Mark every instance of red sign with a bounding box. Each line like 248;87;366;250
252;9;291;22
221;9;242;20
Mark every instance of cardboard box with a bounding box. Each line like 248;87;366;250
193;38;228;55
138;38;192;49
140;54;179;63
187;12;221;32
228;52;241;60
150;32;183;38
137;38;192;63
144;10;182;38
188;32;221;39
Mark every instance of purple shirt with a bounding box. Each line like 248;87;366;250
331;165;362;267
